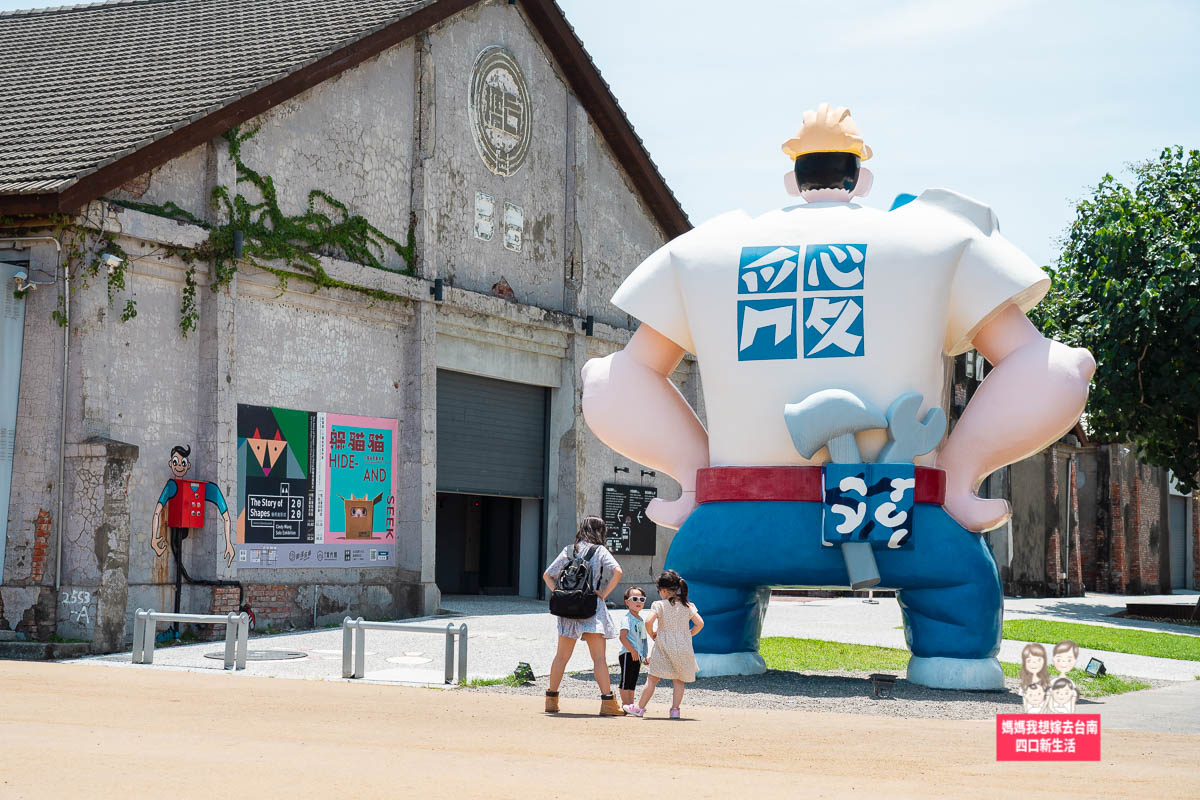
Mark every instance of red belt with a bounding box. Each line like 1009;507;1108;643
696;465;946;505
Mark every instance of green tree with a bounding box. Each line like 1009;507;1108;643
1034;146;1200;491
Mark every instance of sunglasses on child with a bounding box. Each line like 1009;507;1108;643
627;597;645;603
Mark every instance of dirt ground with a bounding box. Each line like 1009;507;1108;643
1;661;1196;799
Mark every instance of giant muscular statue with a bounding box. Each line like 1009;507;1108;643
581;104;1095;689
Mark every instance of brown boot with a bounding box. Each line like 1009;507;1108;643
545;691;559;713
599;694;626;716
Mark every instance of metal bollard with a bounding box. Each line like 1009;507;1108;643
444;623;455;684
143;608;157;665
132;609;146;664
236;612;249;670
457;623;468;685
223;612;238;670
342;617;354;678
354;617;366;679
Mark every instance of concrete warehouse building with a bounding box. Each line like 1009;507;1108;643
0;0;697;650
2;0;1195;656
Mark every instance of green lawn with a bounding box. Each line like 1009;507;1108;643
760;636;1149;697
462;673;525;688
1002;619;1200;661
760;637;911;672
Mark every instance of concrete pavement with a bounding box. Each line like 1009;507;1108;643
66;592;1200;732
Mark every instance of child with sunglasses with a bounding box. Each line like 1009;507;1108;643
617;587;650;707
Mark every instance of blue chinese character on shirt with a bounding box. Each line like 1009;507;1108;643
737;298;796;361
738;246;800;294
803;296;864;358
805;243;866;291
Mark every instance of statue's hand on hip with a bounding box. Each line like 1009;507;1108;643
941;474;1011;533
645;490;697;531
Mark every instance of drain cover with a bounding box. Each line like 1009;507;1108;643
204;649;307;662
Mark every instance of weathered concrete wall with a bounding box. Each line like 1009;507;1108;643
422;1;567;308
4;0;681;644
110;143;213;222
233;42;417;272
3;238;63;640
1007;446;1086;597
418;1;667;318
578;121;665;330
232;268;419;588
56;437;139;651
1008;453;1049;595
1005;441;1176;597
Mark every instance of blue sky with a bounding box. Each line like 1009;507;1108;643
4;0;1197;266
555;0;1200;266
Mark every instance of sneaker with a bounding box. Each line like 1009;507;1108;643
622;704;644;717
669;707;681;719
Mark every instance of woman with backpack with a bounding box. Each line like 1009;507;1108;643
542;515;625;715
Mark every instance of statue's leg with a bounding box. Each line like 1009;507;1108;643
876;504;1005;691
664;500;842;676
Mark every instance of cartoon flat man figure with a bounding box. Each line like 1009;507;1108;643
581;104;1095;689
151;444;235;568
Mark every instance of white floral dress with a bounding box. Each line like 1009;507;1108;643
647;599;699;682
545;543;619;640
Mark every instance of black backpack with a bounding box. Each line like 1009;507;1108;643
549;545;601;619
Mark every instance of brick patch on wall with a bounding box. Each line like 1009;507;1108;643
210;586;240;615
30;509;52;585
242;585;305;631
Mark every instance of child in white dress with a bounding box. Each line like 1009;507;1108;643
623;570;704;719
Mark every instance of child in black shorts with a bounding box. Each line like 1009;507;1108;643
617;586;649;706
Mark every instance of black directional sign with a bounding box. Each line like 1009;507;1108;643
601;483;658;556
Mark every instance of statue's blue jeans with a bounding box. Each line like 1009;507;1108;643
664;500;1005;690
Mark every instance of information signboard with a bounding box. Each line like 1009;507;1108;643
601;483;658;556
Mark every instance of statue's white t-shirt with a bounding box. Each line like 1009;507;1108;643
610;189;1050;467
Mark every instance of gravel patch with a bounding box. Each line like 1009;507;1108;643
466;670;1174;720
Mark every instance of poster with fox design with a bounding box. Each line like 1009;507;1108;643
235;404;398;569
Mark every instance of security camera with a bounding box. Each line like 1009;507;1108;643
12;270;33;293
99;252;123;275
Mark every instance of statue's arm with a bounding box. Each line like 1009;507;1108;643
581;324;709;530
937;304;1095;531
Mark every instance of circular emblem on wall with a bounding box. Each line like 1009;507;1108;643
469;47;532;177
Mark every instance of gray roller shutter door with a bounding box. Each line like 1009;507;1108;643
437;370;547;498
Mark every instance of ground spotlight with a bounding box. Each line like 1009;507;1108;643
1084;657;1106;678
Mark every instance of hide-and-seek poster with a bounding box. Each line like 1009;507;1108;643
236;404;398;568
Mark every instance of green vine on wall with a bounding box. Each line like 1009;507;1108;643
171;124;416;334
3;212;138;324
9;124;416;335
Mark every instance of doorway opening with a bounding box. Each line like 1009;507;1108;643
435;493;540;596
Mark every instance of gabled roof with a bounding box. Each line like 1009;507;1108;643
0;0;689;236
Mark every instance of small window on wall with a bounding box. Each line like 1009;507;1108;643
962;349;987;381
